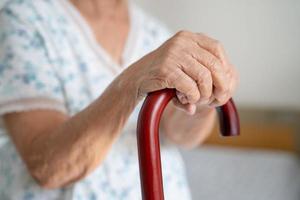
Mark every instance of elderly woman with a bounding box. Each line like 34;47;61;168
0;0;238;199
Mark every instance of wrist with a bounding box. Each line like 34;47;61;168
114;66;141;106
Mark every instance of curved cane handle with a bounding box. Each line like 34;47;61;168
137;88;240;200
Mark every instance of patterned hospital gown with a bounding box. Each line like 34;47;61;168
0;0;192;199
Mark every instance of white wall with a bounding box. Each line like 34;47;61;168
134;0;300;109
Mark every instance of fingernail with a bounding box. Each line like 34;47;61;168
176;92;188;104
181;96;188;104
176;92;184;99
187;104;196;115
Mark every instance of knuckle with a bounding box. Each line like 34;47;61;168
165;41;181;55
175;30;191;38
188;88;200;103
197;32;205;36
196;69;212;97
176;30;187;36
219;85;229;94
159;65;170;77
168;69;182;85
197;32;209;39
212;39;221;46
212;40;223;52
196;70;205;84
207;57;220;73
201;69;212;81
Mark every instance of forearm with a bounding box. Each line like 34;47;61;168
162;103;216;149
26;70;139;188
8;30;238;188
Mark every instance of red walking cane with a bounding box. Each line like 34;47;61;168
137;88;240;200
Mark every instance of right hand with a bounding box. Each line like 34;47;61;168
128;30;238;110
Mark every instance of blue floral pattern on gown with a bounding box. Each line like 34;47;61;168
0;0;192;199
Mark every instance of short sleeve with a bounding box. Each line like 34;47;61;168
0;8;66;115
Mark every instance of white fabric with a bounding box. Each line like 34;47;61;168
0;0;191;199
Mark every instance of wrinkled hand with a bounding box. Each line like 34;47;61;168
130;30;239;114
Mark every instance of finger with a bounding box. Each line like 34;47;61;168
229;65;239;94
175;31;230;66
195;33;230;65
211;65;239;107
188;45;229;103
170;31;232;103
178;55;213;103
168;68;200;104
176;91;189;104
172;97;196;115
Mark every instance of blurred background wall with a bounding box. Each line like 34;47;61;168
134;0;300;109
133;0;300;199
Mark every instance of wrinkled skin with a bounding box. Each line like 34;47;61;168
130;30;238;114
4;20;238;191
